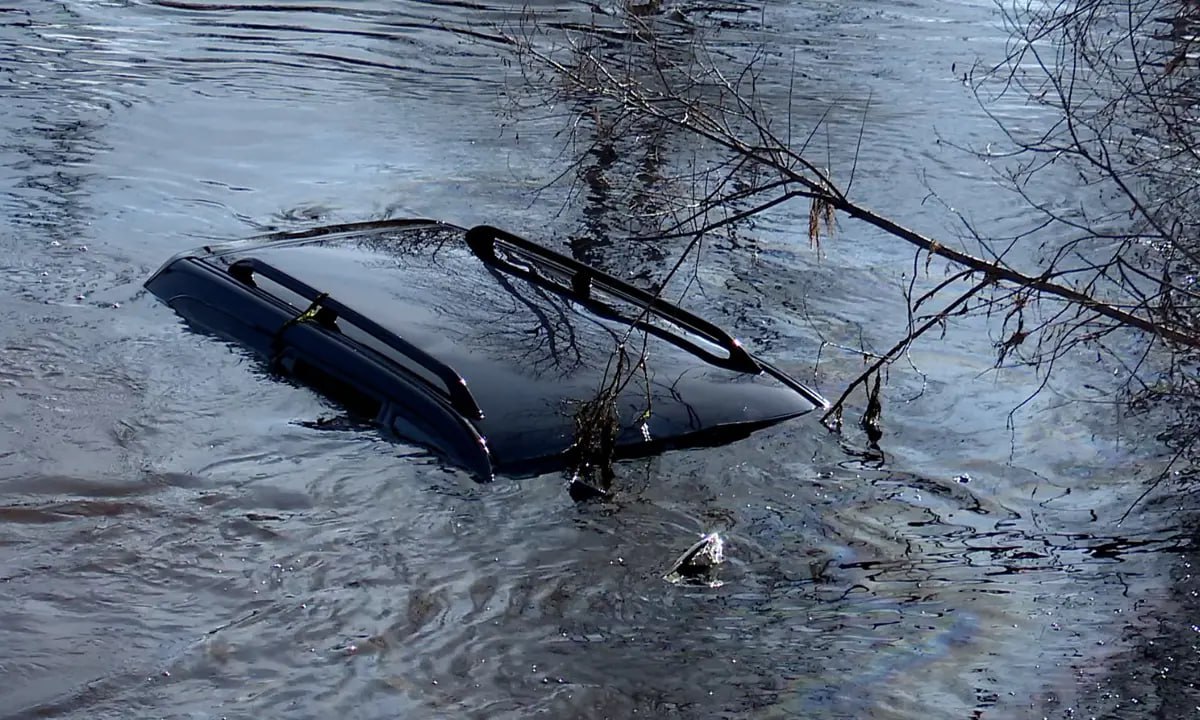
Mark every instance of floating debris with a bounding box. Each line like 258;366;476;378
567;470;611;502
664;531;725;587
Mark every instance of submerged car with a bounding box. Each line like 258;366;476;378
145;219;826;480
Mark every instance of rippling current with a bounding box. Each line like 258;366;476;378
1;1;1192;718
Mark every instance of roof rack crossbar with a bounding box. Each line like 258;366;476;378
465;225;761;374
228;257;484;420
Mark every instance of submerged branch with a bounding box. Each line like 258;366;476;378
822;276;994;425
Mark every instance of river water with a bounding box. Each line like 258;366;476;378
1;1;1194;718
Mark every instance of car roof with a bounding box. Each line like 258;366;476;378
147;219;825;478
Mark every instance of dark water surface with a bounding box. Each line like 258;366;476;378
1;1;1191;718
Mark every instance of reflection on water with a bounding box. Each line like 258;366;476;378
0;0;1186;718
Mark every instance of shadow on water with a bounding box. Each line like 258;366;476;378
0;1;1194;718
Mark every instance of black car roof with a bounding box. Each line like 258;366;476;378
146;219;825;479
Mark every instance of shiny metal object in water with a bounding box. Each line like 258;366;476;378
664;531;726;587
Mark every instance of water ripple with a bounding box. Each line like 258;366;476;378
0;0;1185;718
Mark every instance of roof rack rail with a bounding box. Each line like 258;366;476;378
227;257;484;420
252;217;445;244
465;225;761;374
